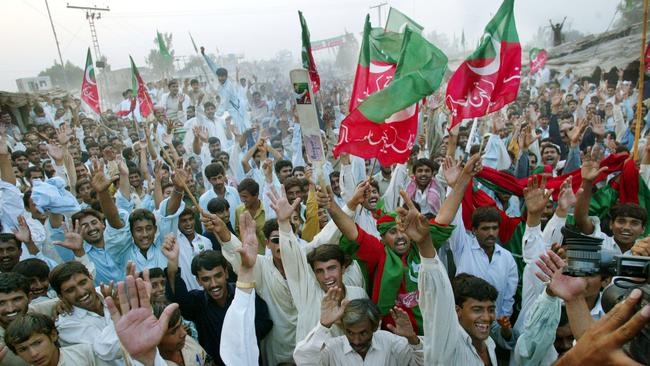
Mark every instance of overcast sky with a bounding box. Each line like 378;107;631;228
2;0;618;91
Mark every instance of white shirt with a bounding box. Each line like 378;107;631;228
198;186;241;225
279;225;368;342
294;324;424;366
56;290;125;365
419;256;498;366
220;289;258;366
449;205;519;317
176;233;213;291
222;233;297;365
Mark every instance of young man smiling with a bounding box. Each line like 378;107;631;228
268;185;367;343
5;313;99;366
50;261;123;365
163;234;272;365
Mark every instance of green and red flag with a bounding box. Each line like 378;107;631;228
80;48;101;115
129;56;154;118
299;11;320;93
645;41;650;73
529;47;548;74
157;31;172;60
445;0;521;130
333;17;448;166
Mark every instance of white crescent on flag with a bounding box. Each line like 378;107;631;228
385;103;417;123
85;65;96;86
467;34;501;76
369;62;393;74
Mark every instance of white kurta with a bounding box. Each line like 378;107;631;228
419;256;497;366
294;324;424;366
280;226;368;342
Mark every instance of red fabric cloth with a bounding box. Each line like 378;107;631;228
617;158;640;204
476;153;630;199
461;179;523;243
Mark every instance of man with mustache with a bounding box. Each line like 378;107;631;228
436;155;519;318
327;178;456;335
163;233;273;365
294;294;424;365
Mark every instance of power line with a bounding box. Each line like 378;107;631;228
44;0;69;90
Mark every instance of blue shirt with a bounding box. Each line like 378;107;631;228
199;186;241;225
105;199;184;273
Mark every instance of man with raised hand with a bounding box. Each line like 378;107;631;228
267;185;367;342
418;157;499;365
437;155;518;318
294;290;424;365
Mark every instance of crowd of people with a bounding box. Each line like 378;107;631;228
0;53;648;366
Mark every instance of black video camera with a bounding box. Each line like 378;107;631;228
562;225;650;364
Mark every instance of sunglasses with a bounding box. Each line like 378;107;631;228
270;237;280;244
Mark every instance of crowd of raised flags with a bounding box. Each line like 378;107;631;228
0;0;649;365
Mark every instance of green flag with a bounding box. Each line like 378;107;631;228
385;7;423;34
157;31;172;60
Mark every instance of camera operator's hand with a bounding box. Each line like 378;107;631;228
630;237;650;257
535;250;587;301
555;288;650;366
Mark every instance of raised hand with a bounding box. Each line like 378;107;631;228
386;306;419;344
56;125;72;146
535;250;587;301
523;175;553;216
630;237;650;257
442;156;462;187
47;142;64;162
267;185;301;223
580;146;607;182
90;158;118;193
461;153;483;179
193;126;208;144
557;176;582;214
395;190;430;245
590;115;605;137
106;276;179;366
161;233;179;264
348;180;370;208
497;316;513;339
171;163;190;191
116;156;129;177
0;125;8;156
52;220;84;257
237;211;259;269
521;124;538;150
12;215;32;244
555;288;650;366
161;132;174;147
319;287;349;328
569;118;588;147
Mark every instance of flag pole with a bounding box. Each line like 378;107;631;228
633;0;649;160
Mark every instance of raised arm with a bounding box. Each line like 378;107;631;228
90;159;123;229
0;126;16;185
324;181;370;242
574;147;607;235
435;154;482;226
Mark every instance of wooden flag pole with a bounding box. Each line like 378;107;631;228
633;0;649;160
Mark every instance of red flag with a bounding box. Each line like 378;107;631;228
529;48;548;75
445;0;521;130
80;48;101;114
130;56;154;118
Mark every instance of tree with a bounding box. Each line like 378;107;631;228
615;0;645;28
146;32;175;79
38;60;83;91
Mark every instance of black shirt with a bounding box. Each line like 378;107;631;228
165;268;273;365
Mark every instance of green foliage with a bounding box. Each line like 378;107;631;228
146;32;175;78
615;0;645;28
38;60;83;90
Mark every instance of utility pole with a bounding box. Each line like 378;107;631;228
67;3;110;110
44;0;69;90
369;2;388;27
